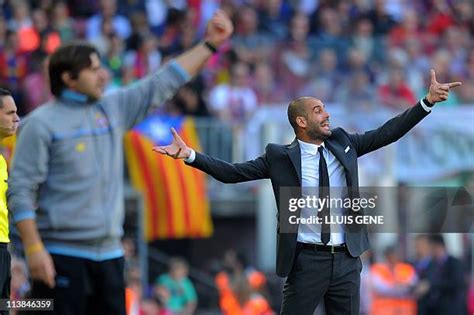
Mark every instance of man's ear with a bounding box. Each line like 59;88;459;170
296;116;306;129
61;72;75;89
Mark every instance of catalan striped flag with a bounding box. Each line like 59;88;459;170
124;115;213;241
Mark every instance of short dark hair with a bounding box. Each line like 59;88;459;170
287;96;311;131
0;88;12;108
429;234;446;247
48;42;99;97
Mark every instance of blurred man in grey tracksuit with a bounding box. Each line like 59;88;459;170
8;10;233;315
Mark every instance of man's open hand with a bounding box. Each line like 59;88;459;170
426;69;462;104
27;250;56;288
152;128;191;159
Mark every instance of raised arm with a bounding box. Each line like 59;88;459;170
174;10;233;77
349;70;462;157
112;10;234;129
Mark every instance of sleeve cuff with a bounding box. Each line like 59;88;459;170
420;99;432;113
12;210;36;223
168;60;191;83
184;149;196;163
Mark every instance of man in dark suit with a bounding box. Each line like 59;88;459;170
419;234;467;315
153;70;461;315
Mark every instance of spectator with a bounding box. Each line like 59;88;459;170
28;9;61;55
154;257;197;315
370;246;417;315
161;15;198;58
125;263;142;315
378;67;417;110
91;17;115;56
413;235;433;315
343;48;374;80
350;17;386;68
232;4;275;66
215;250;272;315
51;1;76;42
313;7;350;62
420;235;468;315
172;81;210;117
425;0;455;36
457;50;474;104
442;27;470;78
0;17;7;48
453;0;474;35
124;34;161;79
366;0;396;36
257;0;290;41
86;0;132;40
126;11;151;51
0;31;28;116
404;39;430;94
276;12;314;99
252;62;287;105
336;70;376;111
208;61;257;122
157;9;187;55
102;33;126;87
22;52;51;114
300;48;340;103
7;0;32;32
388;9;426;48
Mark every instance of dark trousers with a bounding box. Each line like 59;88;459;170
281;244;362;315
0;244;11;315
23;255;125;315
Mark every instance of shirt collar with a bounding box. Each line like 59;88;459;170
61;89;89;103
297;139;326;156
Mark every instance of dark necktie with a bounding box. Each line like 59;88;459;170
318;146;330;245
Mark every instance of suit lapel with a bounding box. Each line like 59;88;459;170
325;139;352;176
286;139;302;185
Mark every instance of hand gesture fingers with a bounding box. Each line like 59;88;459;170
430;69;438;85
170;127;186;147
152;128;190;159
427;69;463;104
447;81;462;88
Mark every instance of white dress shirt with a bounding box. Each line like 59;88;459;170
297;140;347;245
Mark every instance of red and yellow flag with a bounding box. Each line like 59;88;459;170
124;115;212;241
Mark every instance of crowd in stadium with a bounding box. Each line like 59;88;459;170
0;0;472;119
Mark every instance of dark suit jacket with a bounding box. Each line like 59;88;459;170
425;255;467;315
188;102;430;277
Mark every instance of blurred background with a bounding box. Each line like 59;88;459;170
1;0;473;314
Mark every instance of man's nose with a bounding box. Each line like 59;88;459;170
14;114;20;123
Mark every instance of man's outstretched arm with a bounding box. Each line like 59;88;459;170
153;128;270;183
349;70;462;157
115;10;233;129
174;10;233;77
